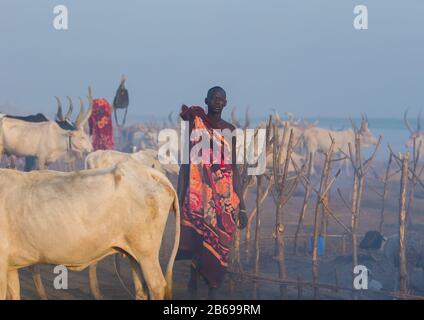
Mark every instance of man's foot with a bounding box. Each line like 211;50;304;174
208;287;217;300
188;265;199;299
187;281;198;299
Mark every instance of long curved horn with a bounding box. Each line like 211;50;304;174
360;115;367;132
168;111;174;124
55;96;64;121
79;86;93;128
404;109;415;134
244;107;251;128
273;109;282;125
364;113;369;129
75;97;85;128
231;107;241;127
65;96;74;121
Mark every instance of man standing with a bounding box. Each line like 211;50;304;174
177;86;248;299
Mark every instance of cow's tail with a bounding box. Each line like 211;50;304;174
113;254;136;299
164;190;181;300
84;154;90;170
0;117;4;155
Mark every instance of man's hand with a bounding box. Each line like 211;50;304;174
238;209;248;230
181;104;189;112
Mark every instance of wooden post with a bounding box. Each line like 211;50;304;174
275;127;294;298
350;138;360;277
379;154;393;233
312;139;334;299
297;275;303;299
320;154;332;255
399;152;409;294
253;175;262;299
407;138;420;227
350;133;365;290
294;153;313;255
245;176;273;261
338;133;381;294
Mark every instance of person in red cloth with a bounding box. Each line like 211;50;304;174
177;86;248;299
88;98;114;150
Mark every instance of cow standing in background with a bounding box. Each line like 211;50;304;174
0;87;94;170
3;96;76;171
303;116;378;174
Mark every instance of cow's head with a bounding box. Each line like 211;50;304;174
68;88;94;158
359;115;378;147
404;110;424;150
55;97;77;132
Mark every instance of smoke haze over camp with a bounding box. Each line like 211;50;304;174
1;1;423;120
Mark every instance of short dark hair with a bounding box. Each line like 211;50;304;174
207;86;226;99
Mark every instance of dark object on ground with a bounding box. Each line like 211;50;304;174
360;230;385;250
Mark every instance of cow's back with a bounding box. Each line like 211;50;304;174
0;118;48;157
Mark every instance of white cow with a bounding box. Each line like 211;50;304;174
258;121;309;154
0;91;93;169
0;159;180;300
303;117;378;174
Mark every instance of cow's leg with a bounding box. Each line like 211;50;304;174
136;256;167;300
9;155;16;169
36;157;46;170
88;263;104;300
6;270;20;300
31;265;48;300
24;156;37;172
128;257;148;300
0;264;7;299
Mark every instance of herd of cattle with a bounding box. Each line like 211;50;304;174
0;87;180;300
1;89;424;299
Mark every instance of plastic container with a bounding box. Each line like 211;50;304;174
308;236;325;256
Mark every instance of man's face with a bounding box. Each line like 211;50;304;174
206;90;227;113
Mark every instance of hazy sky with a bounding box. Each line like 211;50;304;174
1;1;423;120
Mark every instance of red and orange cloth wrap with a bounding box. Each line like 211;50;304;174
88;98;114;151
177;106;240;288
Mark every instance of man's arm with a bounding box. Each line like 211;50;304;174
177;104;192;207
